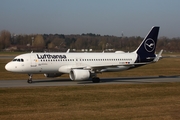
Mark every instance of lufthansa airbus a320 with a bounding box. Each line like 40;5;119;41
5;26;163;83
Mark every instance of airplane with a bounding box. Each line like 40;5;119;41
5;26;162;83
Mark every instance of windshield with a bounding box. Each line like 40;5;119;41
12;58;24;62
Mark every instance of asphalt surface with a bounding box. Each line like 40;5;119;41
0;76;180;88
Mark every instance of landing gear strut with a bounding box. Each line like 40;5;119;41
27;74;33;83
92;77;100;83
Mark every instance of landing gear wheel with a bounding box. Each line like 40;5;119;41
92;77;100;83
27;74;33;83
27;78;32;83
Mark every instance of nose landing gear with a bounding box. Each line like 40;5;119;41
27;74;33;83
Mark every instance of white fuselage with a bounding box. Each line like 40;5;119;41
5;52;137;74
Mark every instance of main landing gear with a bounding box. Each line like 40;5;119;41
92;77;100;83
27;74;33;83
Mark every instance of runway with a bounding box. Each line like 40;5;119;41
0;75;180;88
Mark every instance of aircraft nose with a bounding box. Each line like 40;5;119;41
5;62;13;72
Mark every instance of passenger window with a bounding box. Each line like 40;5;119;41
21;59;24;62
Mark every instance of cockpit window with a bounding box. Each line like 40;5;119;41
13;59;17;61
12;58;24;62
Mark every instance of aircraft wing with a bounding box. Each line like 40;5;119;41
72;62;150;71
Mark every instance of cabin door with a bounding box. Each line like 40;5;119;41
30;54;37;67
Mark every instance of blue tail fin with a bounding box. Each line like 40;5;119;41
134;26;160;62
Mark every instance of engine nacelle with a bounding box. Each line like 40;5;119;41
69;69;90;81
44;73;63;78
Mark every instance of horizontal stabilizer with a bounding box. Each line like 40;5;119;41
153;49;163;62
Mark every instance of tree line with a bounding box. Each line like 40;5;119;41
0;30;180;52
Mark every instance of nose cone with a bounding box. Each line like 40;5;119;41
5;62;11;71
5;62;14;72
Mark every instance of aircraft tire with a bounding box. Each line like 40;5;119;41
92;77;100;83
27;79;32;83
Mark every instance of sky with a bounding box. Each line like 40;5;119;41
0;0;180;38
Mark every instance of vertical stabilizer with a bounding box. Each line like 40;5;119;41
134;26;160;62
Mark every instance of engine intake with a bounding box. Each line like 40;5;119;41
69;69;90;81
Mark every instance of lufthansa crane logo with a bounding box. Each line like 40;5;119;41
144;38;155;52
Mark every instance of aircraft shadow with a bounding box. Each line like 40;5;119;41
32;75;180;84
32;78;72;83
77;75;180;84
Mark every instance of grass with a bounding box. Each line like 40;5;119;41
0;51;26;56
0;83;180;119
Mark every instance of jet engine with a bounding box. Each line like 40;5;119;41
44;73;63;78
69;69;90;81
